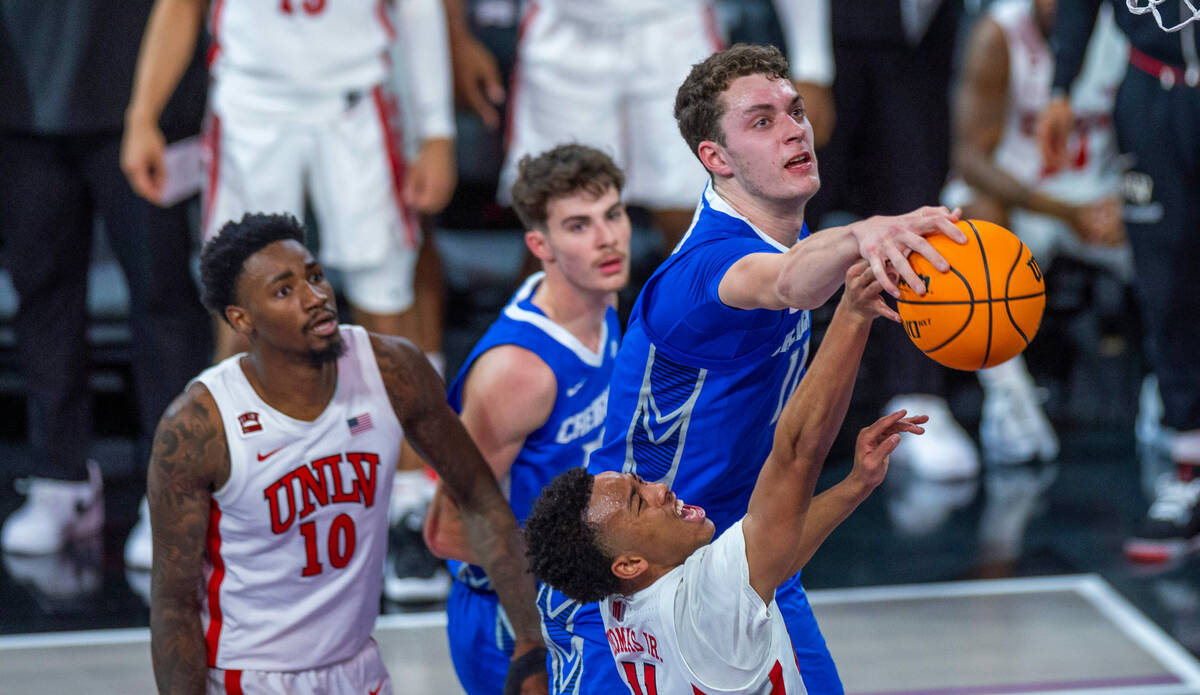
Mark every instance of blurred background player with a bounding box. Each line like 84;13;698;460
805;0;981;482
539;44;966;695
422;144;629;695
148;213;546;694
942;0;1132;468
446;0;836;257
523;261;917;695
119;0;457;590
1039;0;1200;564
0;1;211;557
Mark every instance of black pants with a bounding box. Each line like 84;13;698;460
1114;68;1200;433
0;131;211;481
808;3;961;400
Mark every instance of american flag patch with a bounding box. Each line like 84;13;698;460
347;413;374;435
611;599;624;622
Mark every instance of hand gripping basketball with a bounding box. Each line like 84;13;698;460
896;219;1046;371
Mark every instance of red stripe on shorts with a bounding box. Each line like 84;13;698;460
201;113;222;239
224;669;243;695
375;0;397;41
703;2;725;52
204;500;226;667
206;0;228;68
371;86;419;249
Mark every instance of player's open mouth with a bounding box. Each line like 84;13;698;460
308;314;338;337
784;152;813;172
598;257;625;275
674;498;706;521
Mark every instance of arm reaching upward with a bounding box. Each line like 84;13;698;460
741;261;921;603
148;383;229;695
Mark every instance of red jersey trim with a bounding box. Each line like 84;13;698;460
205;499;226;667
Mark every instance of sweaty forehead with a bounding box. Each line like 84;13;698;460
722;74;799;115
587;472;630;525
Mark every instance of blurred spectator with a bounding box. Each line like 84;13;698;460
0;0;211;555
1040;0;1200;565
445;0;835;255
807;0;978;482
943;0;1133;467
122;0;456;359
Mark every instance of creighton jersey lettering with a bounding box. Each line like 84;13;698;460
193;325;403;672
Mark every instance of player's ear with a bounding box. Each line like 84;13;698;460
611;553;648;582
225;305;253;336
525;228;554;263
697;140;732;178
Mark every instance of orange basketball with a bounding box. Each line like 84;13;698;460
896;219;1045;371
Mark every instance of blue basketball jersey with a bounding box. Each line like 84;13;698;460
443;273;620;695
591;182;811;532
448;272;620;588
546;183;844;695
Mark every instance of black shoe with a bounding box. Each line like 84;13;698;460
383;509;451;604
1125;477;1200;564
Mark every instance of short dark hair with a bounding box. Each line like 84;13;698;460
674;43;792;158
199;213;306;323
509;144;625;230
524;467;620;603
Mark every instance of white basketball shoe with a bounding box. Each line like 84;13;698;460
883;394;980;481
1;460;104;555
978;356;1060;466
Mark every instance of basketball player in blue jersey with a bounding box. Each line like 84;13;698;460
421;145;631;695
535;44;969;695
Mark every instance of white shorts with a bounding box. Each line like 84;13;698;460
499;2;720;210
203;80;420;313
206;638;391;695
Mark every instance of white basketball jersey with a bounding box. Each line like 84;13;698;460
990;0;1127;194
600;522;807;695
196;325;402;671
207;0;394;98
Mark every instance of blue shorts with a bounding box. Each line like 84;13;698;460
778;571;843;694
446;580;513;695
538;585;627;694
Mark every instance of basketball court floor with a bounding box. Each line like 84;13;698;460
3;575;1199;694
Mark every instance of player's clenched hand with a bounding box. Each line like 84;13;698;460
850;206;966;297
850;409;927;492
121;118;167;205
404;137;457;215
451;33;506;130
1036;97;1074;175
841;259;899;323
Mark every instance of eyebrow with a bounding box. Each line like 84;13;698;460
267;268;295;286
560;214;590;228
627;480;637;512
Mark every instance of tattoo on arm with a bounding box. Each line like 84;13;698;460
148;385;228;695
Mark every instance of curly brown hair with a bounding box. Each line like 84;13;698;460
509;144;626;231
674;43;792;159
523;467;620;603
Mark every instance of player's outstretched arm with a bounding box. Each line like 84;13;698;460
742;262;906;602
424;346;556;562
371;335;548;691
148;384;229;695
718;207;966;312
121;0;208;204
